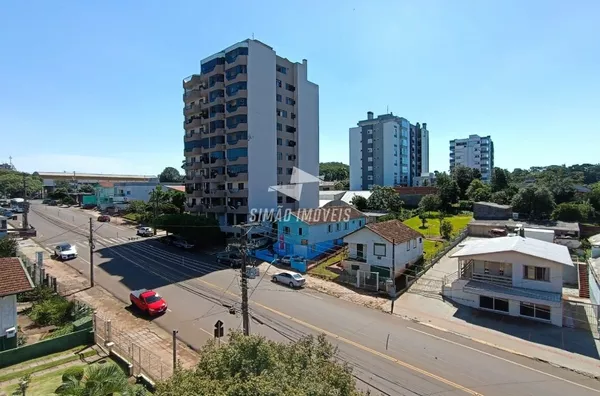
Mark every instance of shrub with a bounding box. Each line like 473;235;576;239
29;296;75;326
62;366;84;382
440;220;453;240
43;323;75;340
18;285;55;303
457;200;474;211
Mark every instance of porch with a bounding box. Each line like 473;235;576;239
459;259;513;287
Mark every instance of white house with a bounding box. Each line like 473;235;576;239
342;219;424;281
444;236;573;327
0;216;7;239
0;257;35;351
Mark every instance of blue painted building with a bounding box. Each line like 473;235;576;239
275;206;366;259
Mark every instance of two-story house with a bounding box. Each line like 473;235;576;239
276;206;366;259
342;220;424;282
444;236;573;326
1;257;34;351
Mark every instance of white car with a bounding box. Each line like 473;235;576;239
54;242;78;260
272;272;306;288
137;227;153;237
173;239;195;249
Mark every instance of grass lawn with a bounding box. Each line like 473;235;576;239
2;364;85;396
123;213;140;222
0;350;97;383
403;213;472;238
423;239;444;260
309;262;339;280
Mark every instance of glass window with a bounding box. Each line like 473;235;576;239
276;79;282;88
286;97;295;105
276;94;282;102
373;243;386;256
276;65;287;74
523;266;550;282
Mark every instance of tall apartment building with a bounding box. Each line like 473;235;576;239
449;134;495;182
349;112;430;190
182;39;319;232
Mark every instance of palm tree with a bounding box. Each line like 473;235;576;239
56;363;133;396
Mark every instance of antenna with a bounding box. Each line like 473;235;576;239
252;32;255;39
386;105;389;114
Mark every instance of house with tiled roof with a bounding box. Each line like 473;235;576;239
342;220;425;283
0;257;34;351
275;206;367;260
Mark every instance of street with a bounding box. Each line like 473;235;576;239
26;201;600;396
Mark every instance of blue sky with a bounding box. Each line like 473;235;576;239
1;0;598;176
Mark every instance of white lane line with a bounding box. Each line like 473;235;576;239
108;238;120;244
407;326;600;393
167;308;172;312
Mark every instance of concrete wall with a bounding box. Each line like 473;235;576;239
590;265;600;308
0;295;17;350
473;203;512;220
349;127;362;190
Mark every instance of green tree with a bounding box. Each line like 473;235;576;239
319;162;349;182
543;178;575;205
418;194;440;214
367;186;403;212
61;196;76;206
78;184;95;194
170;190;186;213
491;168;509;192
436;172;459;210
452;165;475;199
54;180;73;192
155;332;362;396
440;220;453;239
466;179;492;202
159;167;183;183
351;195;368;211
56;362;143;395
552;202;594;223
127;200;148;214
50;187;69;201
418;211;427;228
0;236;18;257
490;190;511;205
334;179;350;190
589;183;600;212
0;170;43;198
511;186;556;219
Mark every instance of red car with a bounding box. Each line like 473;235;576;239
97;215;111;222
129;289;167;316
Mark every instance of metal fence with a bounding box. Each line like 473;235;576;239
356;270;379;291
562;299;600;337
93;313;172;382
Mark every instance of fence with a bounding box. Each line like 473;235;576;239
357;270;379;291
562;299;600;337
18;252;68;294
94;313;172;382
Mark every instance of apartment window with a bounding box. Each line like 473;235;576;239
277;123;283;131
286;196;295;203
367;175;373;181
276;65;287;74
367;138;373;144
367;185;373;190
277;152;283;160
336;223;341;231
413;239;416;249
344;222;349;230
368;157;373;162
283;226;291;234
479;296;509;312
520;302;551;321
523;266;550;282
367;148;373;153
286;97;295;105
276;94;282;102
276;109;288;118
277;167;282;174
286;168;293;175
277;196;283;204
367;166;373;171
276;79;282;88
277;138;282;146
359;220;363;226
285;83;295;91
373;243;386;256
367;129;373;135
406;242;410;251
298;228;303;235
328;224;332;232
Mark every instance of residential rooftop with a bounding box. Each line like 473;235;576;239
451;236;574;267
0;257;35;297
37;171;155;179
474;201;512;209
359;219;423;244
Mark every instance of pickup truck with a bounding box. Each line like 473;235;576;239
129;289;167;316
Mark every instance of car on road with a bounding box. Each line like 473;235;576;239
97;215;111;222
173;239;195;249
137;227;153;237
216;251;243;268
0;208;14;218
279;255;303;265
53;242;78;261
42;199;51;204
129;289;167;316
272;272;306;288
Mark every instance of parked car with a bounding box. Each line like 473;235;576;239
97;215;111;222
53;242;78;260
129;289;167;316
173;238;195;249
137;226;154;237
49;200;58;206
279;255;303;265
0;208;14;218
489;228;508;237
216;251;243;268
42;199;51;204
272;272;306;288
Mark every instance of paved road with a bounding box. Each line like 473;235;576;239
26;202;600;395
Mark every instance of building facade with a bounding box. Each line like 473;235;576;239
449;134;495;182
349;112;429;190
183;39;319;233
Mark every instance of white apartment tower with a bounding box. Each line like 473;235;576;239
349;112;430;190
183;39;319;232
449;134;495;182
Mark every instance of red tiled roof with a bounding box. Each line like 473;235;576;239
362;220;424;243
98;181;114;188
291;206;365;225
165;185;185;192
0;257;34;297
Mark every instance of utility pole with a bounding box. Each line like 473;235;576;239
240;230;250;336
22;173;29;229
172;329;178;370
152;189;158;236
89;218;95;287
391;238;396;314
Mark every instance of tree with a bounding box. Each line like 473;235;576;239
491;168;509;192
418;194;440;214
155;332;362;396
159;167;183;183
452;165;475;199
552;202;594;223
351;195;368;211
511;186;556;219
50;188;69;201
440;220;453;240
56;362;144;395
0;236;18;257
171;190;186;213
0;170;43;198
61;196;76;206
435;172;459;209
367;186;403;212
589;183;600;212
127;200;148;214
543;179;575;205
418;211;427;228
334;179;349;190
466;179;492;202
78;184;95;194
472;168;482;180
319;162;349;182
490;190;511;205
54;180;73;192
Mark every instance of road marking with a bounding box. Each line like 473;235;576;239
167;308;172;312
407;326;600;393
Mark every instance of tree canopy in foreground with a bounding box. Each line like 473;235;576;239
155;332;363;396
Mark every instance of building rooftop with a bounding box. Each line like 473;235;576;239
318;190;372;207
164;185;185;192
346;219;423;244
290;206;365;225
0;257;35;297
451;236;574;267
469;219;580;233
38;172;155;179
589;233;600;246
474;201;512;209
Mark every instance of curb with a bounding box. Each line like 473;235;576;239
412;319;600;381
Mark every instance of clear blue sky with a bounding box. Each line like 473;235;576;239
1;0;598;176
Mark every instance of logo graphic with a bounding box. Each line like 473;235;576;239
268;167;320;201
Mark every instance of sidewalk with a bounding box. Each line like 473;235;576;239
17;239;199;378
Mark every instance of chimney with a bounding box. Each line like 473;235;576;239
367;111;374;120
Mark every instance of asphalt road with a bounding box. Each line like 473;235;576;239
25;202;600;396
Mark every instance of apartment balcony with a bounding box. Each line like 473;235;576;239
460;259;513;287
208;174;226;183
208;189;226;197
204;64;225;77
209;112;226;121
184;118;203;130
227;205;249;214
189;146;202;156
226;88;247;101
205;205;226;213
209;96;226;106
226;139;248;149
207;158;226;167
227;123;247;134
210;143;226;151
184;132;203;142
183;103;203;117
227;72;248;85
227;54;248;68
183;89;207;103
228;188;248;197
227;173;248;183
192;189;204;198
227;106;248;118
190;161;202;170
183;74;204;89
227;156;248;166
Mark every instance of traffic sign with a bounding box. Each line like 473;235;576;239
214;320;224;338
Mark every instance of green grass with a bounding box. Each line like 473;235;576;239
2;367;74;396
403;213;472;238
123;213;140;222
0;346;91;372
309;262;339;280
423;239;444;260
0;350;96;383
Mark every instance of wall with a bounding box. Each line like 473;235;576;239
349;127;362;190
420;127;429;174
382;121;398;187
247;40;277;211
0;329;94;368
589;265;600;308
343;228;423;276
0;295;17;347
295;60;320;209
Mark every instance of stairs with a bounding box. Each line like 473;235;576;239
578;262;590;298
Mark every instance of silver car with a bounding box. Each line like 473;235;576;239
54;242;78;260
272;272;306;288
